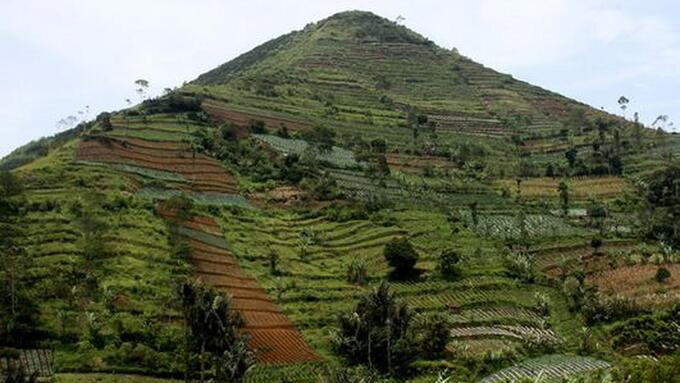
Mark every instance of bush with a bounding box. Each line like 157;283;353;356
383;237;419;278
583;292;645;325
655;267;671;283
437;249;461;280
346;258;368;285
164;193;194;220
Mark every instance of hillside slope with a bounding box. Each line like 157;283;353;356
2;9;679;383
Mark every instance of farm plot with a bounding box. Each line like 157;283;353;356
386;153;459;174
76;136;240;194
137;187;251;208
587;263;680;307
469;213;587;239
202;98;313;132
480;354;610;383
533;240;636;278
252;134;361;169
497;177;628;201
157;209;320;365
450;325;555;342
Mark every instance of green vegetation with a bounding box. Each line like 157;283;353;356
2;9;680;383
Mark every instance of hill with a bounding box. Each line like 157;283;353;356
1;10;680;383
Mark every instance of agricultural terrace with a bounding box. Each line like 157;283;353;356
497;176;629;202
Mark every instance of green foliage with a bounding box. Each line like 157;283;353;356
164;193;195;220
298;125;337;153
655;267;671;283
582;292;645;325
558;181;569;216
611;351;680;383
347;258;368;286
503;250;534;283
641;163;680;248
413;312;451;359
178;279;255;382
96;112;113;131
0;172;22;199
333;281;416;375
611;303;680;355
317;365;380;383
383;237;419;278
437;248;461;280
140;93;203;114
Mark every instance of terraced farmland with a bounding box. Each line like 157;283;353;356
480;354;611;383
158;207;319;365
497;176;629;201
253;134;361;168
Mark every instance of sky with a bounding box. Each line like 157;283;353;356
1;0;679;157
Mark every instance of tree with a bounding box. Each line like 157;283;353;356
0;173;38;344
179;279;255;383
655;267;671;283
558;181;569;217
618;96;629;118
437;249;460;280
333;281;416;374
96;112;113;131
299;125;336;152
0;172;23;200
468;201;479;227
413;313;451;359
641;163;680;248
565;147;578;169
383;237;419;278
590;237;603;255
135;79;150;101
587;198;607;234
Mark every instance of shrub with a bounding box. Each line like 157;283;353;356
383;237;419;278
346;258;368;285
590;237;603;254
503;250;534;283
0;171;23;199
164;193;194;220
655;267;671;283
583;292;645;325
437;249;461;280
248;119;267;134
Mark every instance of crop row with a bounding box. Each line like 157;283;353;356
137;187;251;208
481;354;611;383
450;325;555;342
253;134;361;168
165;211;320;365
469;214;586;239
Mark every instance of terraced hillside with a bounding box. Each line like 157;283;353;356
2;9;679;383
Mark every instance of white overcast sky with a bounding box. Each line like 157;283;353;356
1;0;679;157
